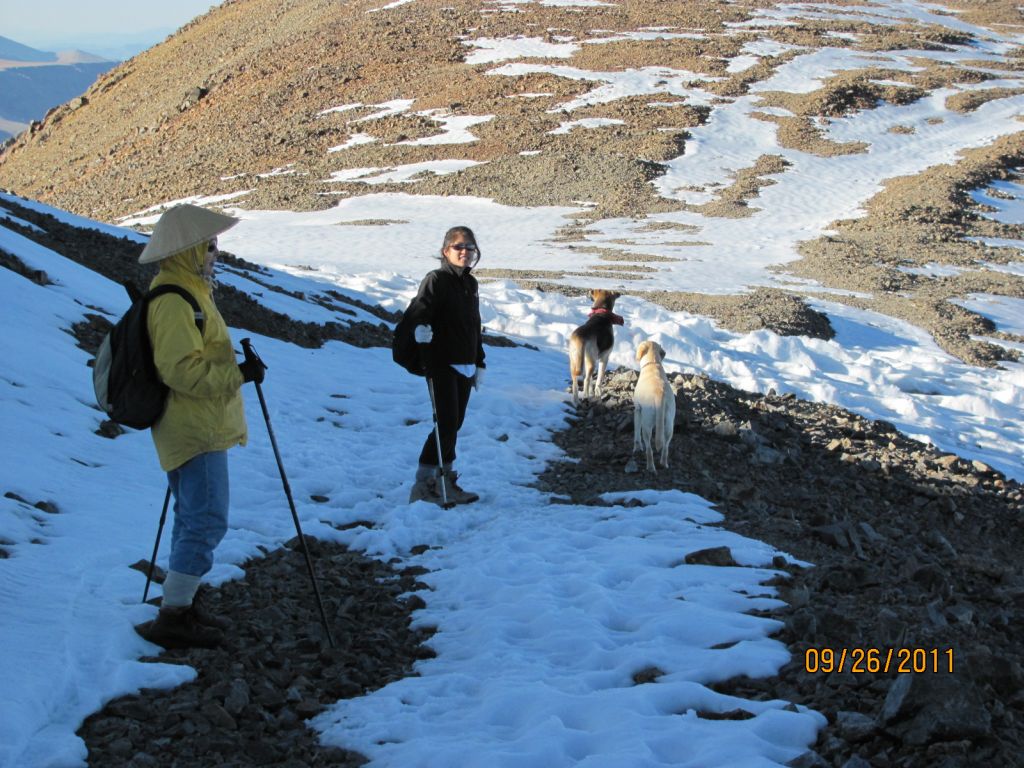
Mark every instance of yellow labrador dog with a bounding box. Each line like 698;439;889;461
633;339;675;472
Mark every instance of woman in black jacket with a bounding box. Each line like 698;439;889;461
406;226;486;505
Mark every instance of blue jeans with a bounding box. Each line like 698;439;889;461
167;451;229;577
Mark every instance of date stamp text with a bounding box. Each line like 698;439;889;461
804;647;954;674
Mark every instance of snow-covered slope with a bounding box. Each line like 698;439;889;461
1;181;1021;765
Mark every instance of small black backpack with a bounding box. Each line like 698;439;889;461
391;309;426;376
93;283;204;429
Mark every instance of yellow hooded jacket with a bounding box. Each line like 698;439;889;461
147;244;247;471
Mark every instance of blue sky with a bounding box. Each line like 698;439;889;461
2;1;222;59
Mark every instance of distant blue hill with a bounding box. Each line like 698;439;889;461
0;63;116;123
0;35;57;63
0;36;116;141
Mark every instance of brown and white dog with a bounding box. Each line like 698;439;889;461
568;289;623;405
632;339;675;472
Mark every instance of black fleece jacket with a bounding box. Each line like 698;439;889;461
405;260;486;371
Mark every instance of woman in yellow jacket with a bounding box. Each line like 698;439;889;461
137;204;264;649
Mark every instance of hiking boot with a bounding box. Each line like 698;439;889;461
409;477;442;504
140;605;223;649
445;472;480;505
191;587;230;630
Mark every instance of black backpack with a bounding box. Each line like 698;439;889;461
93;283;204;429
391;309;426;376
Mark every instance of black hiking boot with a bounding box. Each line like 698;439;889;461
139;605;223;649
191;587;230;630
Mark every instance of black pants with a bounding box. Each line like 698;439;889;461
418;365;473;467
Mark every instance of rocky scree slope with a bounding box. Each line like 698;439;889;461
539;369;1024;768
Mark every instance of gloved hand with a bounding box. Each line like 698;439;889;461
473;366;485;391
414;325;433;344
239;345;267;385
239;360;264;384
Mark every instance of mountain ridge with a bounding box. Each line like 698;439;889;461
0;34;113;70
0;35;116;142
0;35;57;63
0;0;1021;365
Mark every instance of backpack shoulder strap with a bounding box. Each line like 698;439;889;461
123;281;143;303
146;284;205;335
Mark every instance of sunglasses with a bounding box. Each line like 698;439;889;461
207;239;218;253
449;243;478;253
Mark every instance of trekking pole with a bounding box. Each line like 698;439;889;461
142;486;171;603
241;338;335;648
426;378;455;510
419;345;455;510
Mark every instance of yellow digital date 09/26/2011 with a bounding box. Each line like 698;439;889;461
804;647;954;674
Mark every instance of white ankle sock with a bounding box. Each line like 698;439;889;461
162;570;201;608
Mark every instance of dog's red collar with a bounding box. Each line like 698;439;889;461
589;308;624;325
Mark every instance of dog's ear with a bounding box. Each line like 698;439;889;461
636;340;649;361
658;344;666;361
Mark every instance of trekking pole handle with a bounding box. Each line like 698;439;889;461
240;337;267;369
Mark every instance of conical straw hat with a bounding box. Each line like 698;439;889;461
138;204;239;264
